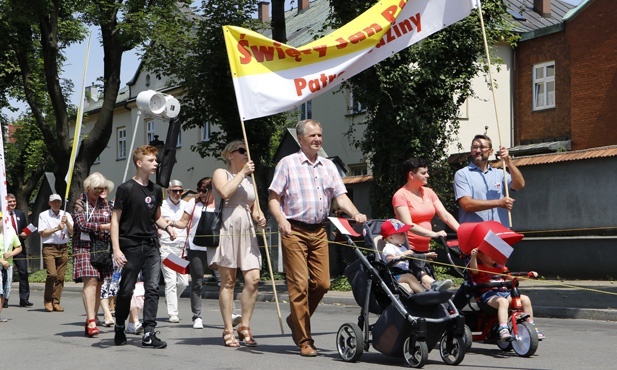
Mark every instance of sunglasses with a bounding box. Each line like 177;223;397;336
169;189;184;194
232;147;247;154
198;188;210;193
93;187;107;192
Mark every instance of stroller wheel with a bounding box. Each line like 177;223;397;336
336;323;364;362
439;334;466;365
403;336;428;368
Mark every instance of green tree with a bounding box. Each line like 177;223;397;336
0;0;191;207
143;0;290;211
327;0;517;218
4;116;49;213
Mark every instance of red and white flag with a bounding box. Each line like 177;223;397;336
328;217;361;237
162;253;190;274
478;230;514;265
22;223;37;236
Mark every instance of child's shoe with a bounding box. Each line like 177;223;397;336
431;279;453;292
498;326;512;341
126;321;144;335
534;326;545;340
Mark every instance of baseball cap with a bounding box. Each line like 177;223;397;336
380;219;412;239
49;194;62;202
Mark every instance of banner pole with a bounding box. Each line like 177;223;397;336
64;31;92;213
239;120;285;335
122;110;143;183
476;0;513;226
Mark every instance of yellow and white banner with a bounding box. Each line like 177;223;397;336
224;0;477;121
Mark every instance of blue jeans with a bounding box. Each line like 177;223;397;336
115;239;161;332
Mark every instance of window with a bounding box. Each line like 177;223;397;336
533;62;555;110
348;85;365;115
349;164;368;176
117;127;127;159
146;120;156;144
201;122;211;142
298;100;312;120
176;130;182;147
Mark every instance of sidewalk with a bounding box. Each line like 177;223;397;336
27;278;617;321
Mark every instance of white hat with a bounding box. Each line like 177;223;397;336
49;194;62;202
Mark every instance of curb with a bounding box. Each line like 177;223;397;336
26;283;617;322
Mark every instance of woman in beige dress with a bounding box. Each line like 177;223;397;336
212;140;266;347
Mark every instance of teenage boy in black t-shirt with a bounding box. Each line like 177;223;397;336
111;145;176;348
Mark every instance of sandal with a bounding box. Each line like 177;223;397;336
223;329;240;347
237;325;258;347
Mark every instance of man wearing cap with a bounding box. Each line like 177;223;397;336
159;179;189;324
38;194;74;312
454;134;525;227
268;119;367;357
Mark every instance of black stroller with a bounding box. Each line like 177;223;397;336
335;219;466;368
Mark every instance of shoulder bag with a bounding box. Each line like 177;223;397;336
90;236;113;269
193;193;224;247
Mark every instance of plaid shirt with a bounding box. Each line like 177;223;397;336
269;151;347;224
71;193;112;249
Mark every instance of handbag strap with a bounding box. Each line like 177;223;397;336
181;200;199;258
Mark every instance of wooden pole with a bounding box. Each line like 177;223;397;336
476;0;513;226
239;120;285;335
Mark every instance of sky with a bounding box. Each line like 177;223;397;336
2;0;585;120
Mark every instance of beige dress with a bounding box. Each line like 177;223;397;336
208;170;262;271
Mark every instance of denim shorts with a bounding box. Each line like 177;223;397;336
480;289;511;304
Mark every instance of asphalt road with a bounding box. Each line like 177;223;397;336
1;289;615;370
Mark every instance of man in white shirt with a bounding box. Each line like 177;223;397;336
159;180;189;323
38;194;74;312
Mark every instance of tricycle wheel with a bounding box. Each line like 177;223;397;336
511;321;539;357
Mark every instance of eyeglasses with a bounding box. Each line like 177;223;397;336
169;189;184;194
93;187;107;192
198;188;210;193
471;146;491;151
232;147;247;154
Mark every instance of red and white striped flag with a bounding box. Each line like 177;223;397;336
22;223;37;236
478;230;514;265
162;253;189;274
328;217;361;237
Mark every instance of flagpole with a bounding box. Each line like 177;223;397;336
476;0;513;226
239;120;285;335
123;110;143;183
64;31;92;212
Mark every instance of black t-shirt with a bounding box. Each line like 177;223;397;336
114;179;162;246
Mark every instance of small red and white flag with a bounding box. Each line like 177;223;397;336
478;230;514;265
22;223;37;236
162;253;190;274
328;217;361;237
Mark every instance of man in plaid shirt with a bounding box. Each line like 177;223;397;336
269;119;366;357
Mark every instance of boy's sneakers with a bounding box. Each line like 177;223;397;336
498;326;512;341
126;321;144;335
535;326;545;340
0;317;7;322
193;317;204;329
232;313;242;327
114;325;127;346
142;331;167;349
169;315;180;323
431;279;453;292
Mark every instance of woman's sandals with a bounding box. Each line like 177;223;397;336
223;329;240;347
237;325;258;346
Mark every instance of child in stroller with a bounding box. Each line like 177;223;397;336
469;247;545;341
380;219;453;293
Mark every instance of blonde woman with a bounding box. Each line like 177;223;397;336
211;140;266;347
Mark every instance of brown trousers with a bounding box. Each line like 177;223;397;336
42;244;68;304
282;225;330;346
